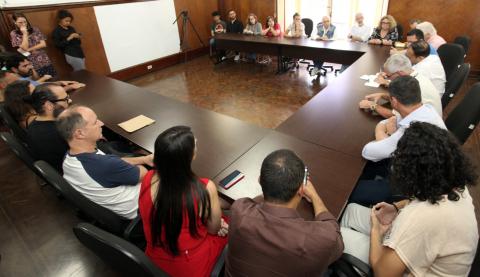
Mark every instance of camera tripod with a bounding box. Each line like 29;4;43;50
173;10;206;63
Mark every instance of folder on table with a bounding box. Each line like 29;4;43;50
118;115;155;133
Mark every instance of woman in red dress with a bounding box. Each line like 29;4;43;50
139;126;228;277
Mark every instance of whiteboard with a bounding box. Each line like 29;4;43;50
94;0;181;72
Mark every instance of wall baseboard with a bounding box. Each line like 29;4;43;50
108;46;209;81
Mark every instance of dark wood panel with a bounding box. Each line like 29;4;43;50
388;0;480;75
219;0;276;27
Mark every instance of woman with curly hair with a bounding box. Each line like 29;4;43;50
340;122;478;276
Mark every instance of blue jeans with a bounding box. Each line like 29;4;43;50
65;54;85;71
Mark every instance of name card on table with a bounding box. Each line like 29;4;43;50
118;115;155;133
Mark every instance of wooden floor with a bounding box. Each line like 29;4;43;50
1;55;479;276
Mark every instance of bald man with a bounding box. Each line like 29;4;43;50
311;16;336;76
348;13;371;42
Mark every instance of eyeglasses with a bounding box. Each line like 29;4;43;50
381;21;390;25
50;95;71;103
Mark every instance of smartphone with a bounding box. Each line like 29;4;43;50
219;170;245;189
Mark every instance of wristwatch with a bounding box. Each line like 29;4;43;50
370;102;377;112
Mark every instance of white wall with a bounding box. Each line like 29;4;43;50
94;0;181;72
0;0;98;7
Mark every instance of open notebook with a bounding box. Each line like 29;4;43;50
118;115;155;133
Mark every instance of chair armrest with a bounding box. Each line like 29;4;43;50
211;245;228;277
340;253;373;276
123;216;143;241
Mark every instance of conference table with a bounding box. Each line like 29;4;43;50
67;35;391;218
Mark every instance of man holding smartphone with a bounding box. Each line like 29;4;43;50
225;149;344;276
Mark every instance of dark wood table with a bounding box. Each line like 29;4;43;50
64;36;392;219
214;131;365;219
68;70;271;179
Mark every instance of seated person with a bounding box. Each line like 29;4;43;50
390;28;437;56
3;80;36;128
25;83;70;172
352;76;446;206
284;12;306;38
226;149;344;276
5;53;85;90
359;54;442;118
139;126;228;277
408;18;422;30
0;70;19;102
407;40;446;96
368;15;399;46
209;11;226;59
259;16;281;64
57;105;153;219
226;10;244;62
416;21;446;50
242;13;262;62
348;13;371;43
311;16;336;76
341;122;478;276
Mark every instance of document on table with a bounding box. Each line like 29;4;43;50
360;74;381;88
118;115;155;133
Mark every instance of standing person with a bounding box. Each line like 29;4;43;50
284;12;306;38
139;126;228;277
52;9;85;71
416;21;446;50
10;13;56;77
226;10;244;62
368;15;399;46
348;13;371;43
259;16;281;64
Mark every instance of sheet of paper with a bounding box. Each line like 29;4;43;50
118;115;155;133
364;81;380;88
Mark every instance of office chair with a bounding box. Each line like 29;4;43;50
0;103;28;144
0;132;45;185
445;82;480;144
437;43;465;81
453;35;471;57
442;63;470;109
73;223;169;277
33;160;143;242
330;253;373;277
211;245;228;277
396;24;404;41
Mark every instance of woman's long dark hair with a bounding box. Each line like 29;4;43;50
390;122;477;204
4;80;33;123
150;126;211;256
12;13;33;35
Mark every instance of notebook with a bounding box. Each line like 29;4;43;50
118;115;155;133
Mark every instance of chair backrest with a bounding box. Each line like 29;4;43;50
445;82;480;144
0;131;39;175
442;63;470;108
33;160;130;235
0;103;28;143
454;35;471;56
396;24;404;41
437;43;465;81
301;18;314;37
73;223;169;277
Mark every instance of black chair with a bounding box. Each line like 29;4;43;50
330;253;373;277
73;223;169;277
33;160;142;241
396;24;404;41
301;18;314;38
0;132;43;181
442;63;470;109
0;103;28;144
211;245;228;277
445;82;480;144
454;35;471;57
437;43;465;81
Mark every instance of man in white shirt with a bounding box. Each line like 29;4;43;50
359;53;442;118
406;40;446;96
348;13;371;42
57;105;153;219
362;76;446;162
350;76;446;206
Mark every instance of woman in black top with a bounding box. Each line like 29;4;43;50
52;10;85;71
